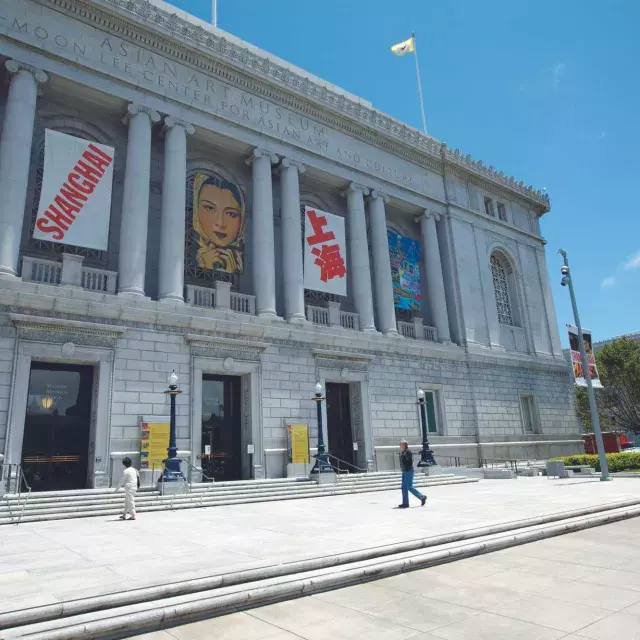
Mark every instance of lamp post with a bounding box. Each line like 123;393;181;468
417;388;436;467
162;370;184;482
310;382;333;474
559;249;610;481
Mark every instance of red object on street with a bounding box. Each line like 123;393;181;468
583;432;621;454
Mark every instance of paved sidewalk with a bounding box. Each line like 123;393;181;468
137;517;640;639
0;477;638;616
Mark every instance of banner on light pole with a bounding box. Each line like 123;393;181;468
568;324;603;388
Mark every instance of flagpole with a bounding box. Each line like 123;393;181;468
212;0;217;27
412;32;428;135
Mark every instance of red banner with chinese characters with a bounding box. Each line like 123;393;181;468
303;206;347;296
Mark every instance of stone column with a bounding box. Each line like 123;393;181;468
247;148;278;317
419;211;451;343
368;191;397;335
118;104;160;296
344;183;376;332
279;158;306;323
158;116;194;302
0;61;47;279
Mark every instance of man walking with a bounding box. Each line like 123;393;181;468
398;439;427;508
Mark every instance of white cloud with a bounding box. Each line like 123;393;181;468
623;250;640;271
601;277;616;289
551;62;566;90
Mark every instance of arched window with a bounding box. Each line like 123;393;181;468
490;253;514;326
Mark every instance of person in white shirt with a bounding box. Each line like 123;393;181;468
116;457;139;520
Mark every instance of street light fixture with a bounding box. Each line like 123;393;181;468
417;388;436;467
559;249;610;481
310;382;333;474
161;370;184;483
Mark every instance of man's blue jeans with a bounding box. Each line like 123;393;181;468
401;469;425;505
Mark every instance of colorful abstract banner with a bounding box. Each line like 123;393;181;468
568;325;603;388
34;130;114;250
191;172;246;274
303;207;347;296
388;230;421;311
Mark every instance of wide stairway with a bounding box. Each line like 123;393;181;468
0;470;477;525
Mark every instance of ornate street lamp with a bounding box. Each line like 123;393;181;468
417;388;436;467
161;370;184;483
310;382;333;474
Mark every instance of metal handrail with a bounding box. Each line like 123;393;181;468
321;453;370;495
1;464;32;525
324;453;368;474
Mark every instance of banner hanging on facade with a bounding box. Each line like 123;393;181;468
388;230;421;311
568;324;603;388
33;129;114;250
303;206;347;296
140;421;170;470
190;172;246;274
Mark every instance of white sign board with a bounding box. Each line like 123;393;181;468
33;130;114;250
303;206;347;296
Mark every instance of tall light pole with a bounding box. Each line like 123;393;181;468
162;370;184;483
417;388;436;467
310;382;333;474
559;249;610;481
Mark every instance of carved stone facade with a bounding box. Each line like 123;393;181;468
0;0;579;489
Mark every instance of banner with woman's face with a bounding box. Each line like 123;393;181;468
192;173;246;274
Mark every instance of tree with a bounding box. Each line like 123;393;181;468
574;338;640;434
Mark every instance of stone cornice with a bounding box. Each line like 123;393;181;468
37;0;550;212
9;313;127;337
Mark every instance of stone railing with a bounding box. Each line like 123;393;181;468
306;305;330;326
339;310;359;331
186;282;256;315
306;301;360;331
396;318;438;342
21;255;117;294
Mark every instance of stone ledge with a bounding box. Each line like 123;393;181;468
9;313;127;337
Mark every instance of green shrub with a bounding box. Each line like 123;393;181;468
550;452;640;472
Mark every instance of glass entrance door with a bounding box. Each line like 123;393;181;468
326;382;354;467
201;374;242;481
21;363;94;492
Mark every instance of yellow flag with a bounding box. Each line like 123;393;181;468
391;37;415;56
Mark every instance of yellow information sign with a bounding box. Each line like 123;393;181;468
140;421;170;469
287;424;310;464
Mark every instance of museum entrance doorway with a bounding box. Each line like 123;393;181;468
326;382;354;468
200;374;242;482
20;362;94;492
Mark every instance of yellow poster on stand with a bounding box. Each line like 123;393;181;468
140;421;170;469
287;424;310;464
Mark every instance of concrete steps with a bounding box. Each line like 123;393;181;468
3;497;640;639
0;472;477;525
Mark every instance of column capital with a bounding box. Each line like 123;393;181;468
416;209;441;223
163;116;195;135
5;60;48;84
369;190;390;204
246;147;278;165
123;103;161;125
341;182;370;198
279;157;306;174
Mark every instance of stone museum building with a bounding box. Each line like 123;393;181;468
0;0;580;491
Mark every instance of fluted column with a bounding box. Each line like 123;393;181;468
158;116;194;302
344;183;376;332
368;191;397;335
248;148;278;316
419;211;451;343
118;104;160;296
0;61;47;279
279;158;306;322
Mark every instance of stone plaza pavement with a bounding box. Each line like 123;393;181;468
136;516;640;640
0;476;639;620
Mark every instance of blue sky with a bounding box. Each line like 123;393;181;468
168;0;638;345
